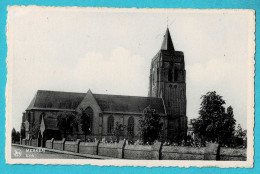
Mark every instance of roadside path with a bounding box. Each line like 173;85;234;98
12;144;111;159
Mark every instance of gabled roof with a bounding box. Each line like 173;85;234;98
26;90;86;111
161;28;175;52
26;90;167;115
93;94;166;115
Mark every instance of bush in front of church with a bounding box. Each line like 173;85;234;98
57;111;78;140
138;106;163;144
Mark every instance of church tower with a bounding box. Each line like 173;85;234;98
148;28;187;140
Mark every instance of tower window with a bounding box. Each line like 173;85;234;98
174;68;178;81
168;69;173;81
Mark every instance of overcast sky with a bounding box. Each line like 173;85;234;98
7;7;253;131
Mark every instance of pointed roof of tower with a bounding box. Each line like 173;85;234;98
161;28;175;52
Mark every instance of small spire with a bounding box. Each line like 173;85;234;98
161;28;175;52
167;16;168;28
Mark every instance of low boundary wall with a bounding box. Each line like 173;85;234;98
53;139;66;151
219;147;247;161
79;141;99;155
21;139;247;160
21;138;39;147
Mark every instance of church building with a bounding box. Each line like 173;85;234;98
20;28;187;143
149;28;187;140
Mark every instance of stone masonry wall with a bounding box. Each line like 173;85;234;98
22;139;247;161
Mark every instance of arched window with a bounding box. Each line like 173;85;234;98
127;117;135;137
168;69;173;81
174;68;178;81
107;115;114;134
84;107;94;133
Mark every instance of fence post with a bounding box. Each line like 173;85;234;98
118;139;126;159
75;139;81;153
94;140;100;155
50;138;54;149
61;138;66;151
152;141;163;160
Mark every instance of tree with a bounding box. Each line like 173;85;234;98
29;124;40;139
236;124;245;138
223;106;236;142
194;91;236;145
80;109;92;141
113;122;126;142
57;112;78;140
234;124;247;147
138;106;163;144
12;128;17;143
12;128;20;143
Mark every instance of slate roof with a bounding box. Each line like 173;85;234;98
161;28;175;52
26;90;86;111
26;90;166;115
93;94;166;115
151;28;184;63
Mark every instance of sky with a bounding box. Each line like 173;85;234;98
7;7;254;131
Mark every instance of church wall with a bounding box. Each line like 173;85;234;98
122;115;141;138
26;110;43;129
163;82;186;117
102;114;142;138
75;91;103;136
102;113;167;140
33;111;41;132
23;110;59;140
25;110;168;141
102;114;122;135
32;110;58;124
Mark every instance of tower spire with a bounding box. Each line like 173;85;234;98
167;16;168;28
161;28;175;52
